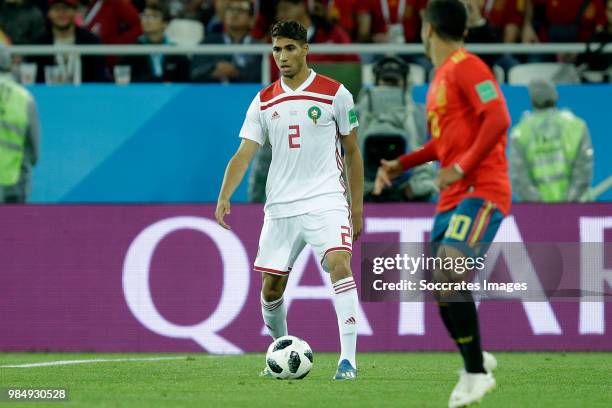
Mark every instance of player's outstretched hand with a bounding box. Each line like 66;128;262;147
373;159;403;195
215;199;231;230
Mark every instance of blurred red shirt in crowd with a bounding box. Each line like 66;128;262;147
305;0;361;38
82;0;142;44
483;0;525;31
533;0;606;41
365;0;427;43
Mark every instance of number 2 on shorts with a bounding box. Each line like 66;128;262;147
341;225;351;246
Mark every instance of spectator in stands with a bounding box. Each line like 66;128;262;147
0;0;46;44
510;79;593;202
251;0;277;40
82;0;142;44
31;0;106;83
275;0;357;62
206;0;229;34
521;0;540;43
251;0;278;42
191;0;261;83
357;56;435;202
533;0;606;42
0;45;40;203
363;0;427;44
321;0;362;40
164;0;209;19
479;0;527;43
356;1;429;67
464;0;500;43
463;0;519;70
120;1;190;82
579;0;612;78
300;0;362;41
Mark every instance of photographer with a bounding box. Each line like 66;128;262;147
358;56;436;202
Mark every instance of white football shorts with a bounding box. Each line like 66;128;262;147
254;207;352;275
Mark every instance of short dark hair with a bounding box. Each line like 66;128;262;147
424;0;467;42
145;0;171;23
533;100;556;110
270;20;308;43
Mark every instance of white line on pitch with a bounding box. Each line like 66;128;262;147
0;356;187;368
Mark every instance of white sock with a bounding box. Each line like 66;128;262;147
333;276;358;368
261;293;287;340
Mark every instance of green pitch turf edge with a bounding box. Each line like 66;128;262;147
1;352;611;407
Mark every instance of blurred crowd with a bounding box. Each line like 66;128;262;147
0;0;607;204
0;0;610;83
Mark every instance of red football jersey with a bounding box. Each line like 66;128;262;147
483;0;525;29
400;49;512;214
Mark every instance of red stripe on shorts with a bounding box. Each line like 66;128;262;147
254;266;290;276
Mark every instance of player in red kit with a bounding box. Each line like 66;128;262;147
374;1;511;406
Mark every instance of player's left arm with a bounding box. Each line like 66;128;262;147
334;85;364;240
341;128;364;241
438;60;511;190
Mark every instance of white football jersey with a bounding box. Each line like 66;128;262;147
239;70;359;219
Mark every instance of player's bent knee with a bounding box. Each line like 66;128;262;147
326;251;352;280
262;286;285;302
261;273;288;301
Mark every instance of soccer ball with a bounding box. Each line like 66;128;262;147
265;335;313;380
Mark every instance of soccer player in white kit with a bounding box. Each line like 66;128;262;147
215;20;364;380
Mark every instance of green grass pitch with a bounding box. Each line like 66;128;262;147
1;352;611;407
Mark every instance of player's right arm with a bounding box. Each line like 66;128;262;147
372;141;438;195
216;94;265;229
216;139;259;229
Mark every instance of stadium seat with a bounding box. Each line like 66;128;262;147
507;63;581;85
361;62;427;86
310;62;362;97
361;63;375;85
492;65;505;83
408;63;427;85
165;19;204;47
581;70;607;83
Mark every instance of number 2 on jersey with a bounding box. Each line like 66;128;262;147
288;125;300;148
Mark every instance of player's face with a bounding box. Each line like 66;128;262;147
421;21;433;60
272;37;309;79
